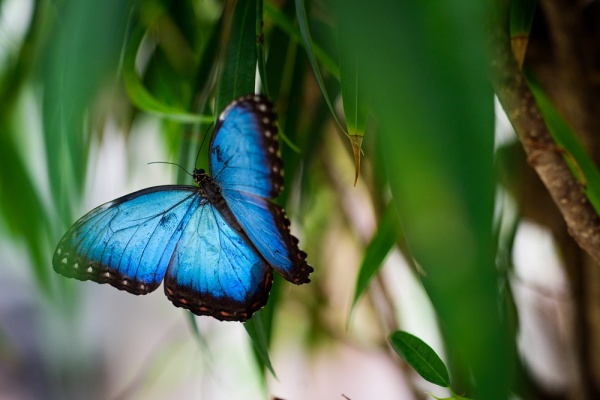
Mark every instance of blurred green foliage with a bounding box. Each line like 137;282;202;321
1;0;576;398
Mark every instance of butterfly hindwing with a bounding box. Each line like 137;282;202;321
209;95;283;199
221;189;312;284
164;200;272;321
53;186;199;294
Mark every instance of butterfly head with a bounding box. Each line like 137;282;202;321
193;168;207;183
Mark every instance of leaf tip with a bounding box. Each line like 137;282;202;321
350;135;363;186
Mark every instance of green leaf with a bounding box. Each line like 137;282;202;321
215;0;275;378
349;204;401;317
0;125;51;296
294;0;345;133
336;1;511;397
338;7;369;184
527;75;600;214
215;0;258;113
244;310;277;378
389;331;450;387
510;0;537;37
264;1;339;81
509;0;536;68
43;0;133;222
122;24;210;123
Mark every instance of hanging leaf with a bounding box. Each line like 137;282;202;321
294;0;345;133
338;7;369;185
509;0;537;68
215;0;258;113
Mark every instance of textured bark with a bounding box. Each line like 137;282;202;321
492;1;600;398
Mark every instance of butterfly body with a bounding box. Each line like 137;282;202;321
53;95;312;321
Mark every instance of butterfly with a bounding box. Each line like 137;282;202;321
53;94;313;322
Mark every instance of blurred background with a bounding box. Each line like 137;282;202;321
0;0;599;399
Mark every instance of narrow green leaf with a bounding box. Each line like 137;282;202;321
337;6;369;184
338;12;368;136
216;0;275;378
339;14;369;185
509;0;536;68
256;0;269;96
0;126;51;296
122;25;211;123
294;0;345;133
389;331;450;388
527;75;600;214
510;0;537;37
264;1;339;81
244;310;277;378
43;0;132;222
215;0;258;113
349;204;401;315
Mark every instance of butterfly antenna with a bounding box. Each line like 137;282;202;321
195;123;214;168
147;161;193;178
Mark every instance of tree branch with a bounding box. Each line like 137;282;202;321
490;8;600;266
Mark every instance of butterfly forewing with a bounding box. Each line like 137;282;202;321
209;95;284;199
53;187;198;295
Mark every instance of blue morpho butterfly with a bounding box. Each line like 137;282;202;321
53;94;313;322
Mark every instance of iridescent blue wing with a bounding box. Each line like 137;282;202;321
53;186;199;294
221;189;312;284
210;95;313;284
209;95;283;199
164;201;272;321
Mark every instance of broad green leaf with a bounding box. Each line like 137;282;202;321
349;204;401;317
294;0;345;133
122;25;210;123
389;331;450;388
215;0;258;113
336;1;511;398
527;76;600;214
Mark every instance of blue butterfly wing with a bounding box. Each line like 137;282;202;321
53;186;199;294
209;95;283;199
164;200;272;321
221;189;312;284
210;95;313;284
